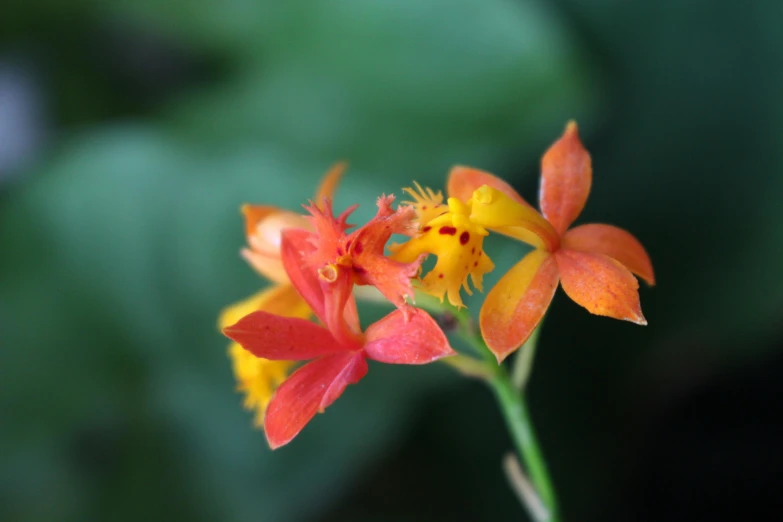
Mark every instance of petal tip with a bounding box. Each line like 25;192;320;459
265;431;287;450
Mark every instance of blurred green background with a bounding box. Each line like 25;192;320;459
2;1;782;521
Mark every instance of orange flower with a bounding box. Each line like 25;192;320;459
219;162;345;424
448;122;655;361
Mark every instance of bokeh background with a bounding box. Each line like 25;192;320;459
2;1;782;521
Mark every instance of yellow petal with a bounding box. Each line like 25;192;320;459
228;342;294;427
402;182;448;227
390;198;494;308
480;249;560;361
218;283;311;330
471;185;560;251
221;284;311;427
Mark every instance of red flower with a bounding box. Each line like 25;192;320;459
223;224;454;449
294;194;425;341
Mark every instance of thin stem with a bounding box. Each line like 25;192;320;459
511;324;542;391
489;369;560;522
441;306;560;520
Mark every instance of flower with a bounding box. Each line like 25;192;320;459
449;121;655;361
293;193;425;338
219;163;345;424
223;227;455;448
218;287;308;426
389;184;495;308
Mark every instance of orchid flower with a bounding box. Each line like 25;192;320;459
223;225;454;448
393;122;654;361
218;163;344;425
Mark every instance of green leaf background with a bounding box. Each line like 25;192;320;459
1;0;781;521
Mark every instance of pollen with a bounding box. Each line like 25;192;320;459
389;196;494;308
318;263;339;282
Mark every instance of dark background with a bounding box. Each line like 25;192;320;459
2;1;781;521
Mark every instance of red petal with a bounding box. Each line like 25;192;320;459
479;250;560;362
562;224;655;285
319;352;368;410
280;229;326;322
346;195;421;316
343;294;361;335
555;249;646;324
319;265;363;347
304;198;356;269
447;165;535;209
539;121;592;235
223;311;349;360
364;308;455;364
264;352;367;449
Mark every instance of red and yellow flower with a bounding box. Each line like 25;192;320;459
224;210;454;448
218;163;345;425
395;121;654;361
220;121;655;447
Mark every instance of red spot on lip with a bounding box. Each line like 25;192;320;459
474;261;478;267
352;265;367;274
459;231;470;245
345;240;352;250
422;226;432;232
471;247;475;254
439;226;457;236
422;205;428;210
354;241;364;254
438;273;444;278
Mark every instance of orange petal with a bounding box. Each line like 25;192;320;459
562;224;655;286
242;207;312;284
555;249;646;324
539;121;592;235
447;165;534;209
314;161;347;210
479;250;560;362
241;204;278;238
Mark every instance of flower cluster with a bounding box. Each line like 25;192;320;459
220;121;654;447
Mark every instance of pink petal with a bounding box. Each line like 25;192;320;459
364;308;455;364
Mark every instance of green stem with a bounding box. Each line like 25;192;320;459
511;324;542;391
489;369;559;522
445;307;559;521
